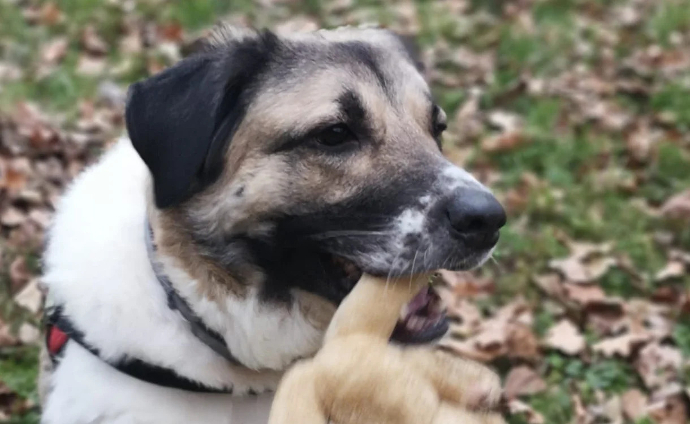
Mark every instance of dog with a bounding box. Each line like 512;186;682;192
38;24;506;424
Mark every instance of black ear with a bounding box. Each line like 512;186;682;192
126;31;277;208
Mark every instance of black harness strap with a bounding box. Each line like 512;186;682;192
45;306;233;394
41;219;263;394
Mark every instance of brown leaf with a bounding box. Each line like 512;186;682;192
82;25;108;55
119;31;143;54
504;366;547;399
571;393;590;424
506;323;541;360
439;270;495;298
40;37;69;66
635;343;682;389
9;257;32;293
76;55;107;76
647;395;688;424
508;399;545;424
563;283;607;306
13;278;43;315
626;119;660;162
18;323;40;345
661;190;690;221
593;333;650;358
1;207;27;227
655;261;686;282
444;299;482;337
549;242;617;283
481;131;525;153
533;273;566;299
545;319;585;355
37;2;63;25
28;208;52;229
621;389;649;421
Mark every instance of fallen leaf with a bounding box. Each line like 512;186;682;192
28;208;52;229
533;273;566;299
661;190;690;221
621;389;649;421
158;21;185;42
81;25;108;55
18;323;40;345
481;131;525;153
13;278;43;314
572;392;590;424
635;343;682;389
9;256;32;292
439;270;495;298
655;261;685;282
504;366;547;399
508;399;545;424
545;319;585;355
444;299;482;337
549;242;617;283
40;37;69;66
76;55;107;76
1;207;27;227
563;283;607;306
506;323;541;360
647;394;688;424
626;119;660;162
593;333;650;358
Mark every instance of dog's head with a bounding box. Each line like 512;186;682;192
126;25;505;361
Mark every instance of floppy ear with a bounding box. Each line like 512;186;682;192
125;31;277;208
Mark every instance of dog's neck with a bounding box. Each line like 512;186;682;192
145;205;334;372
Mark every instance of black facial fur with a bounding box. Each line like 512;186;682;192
335;42;390;94
126;31;279;208
190;167;439;304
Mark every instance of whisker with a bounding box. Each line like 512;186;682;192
309;230;388;240
409;248;420;293
385;249;403;293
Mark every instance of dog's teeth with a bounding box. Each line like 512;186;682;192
419;318;431;330
407;317;419;332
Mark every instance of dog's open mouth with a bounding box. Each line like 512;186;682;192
330;254;449;345
391;285;448;344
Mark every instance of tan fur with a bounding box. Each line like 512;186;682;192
269;274;506;424
154;208;248;300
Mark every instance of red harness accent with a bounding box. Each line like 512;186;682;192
47;325;69;357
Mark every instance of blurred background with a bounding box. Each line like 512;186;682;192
1;0;689;422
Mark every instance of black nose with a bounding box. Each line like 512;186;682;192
446;188;506;234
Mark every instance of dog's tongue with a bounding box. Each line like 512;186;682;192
406;286;433;313
390;285;448;345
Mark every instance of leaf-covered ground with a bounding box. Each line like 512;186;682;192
1;0;690;422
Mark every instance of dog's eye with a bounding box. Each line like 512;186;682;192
431;105;447;139
432;121;447;138
315;124;357;149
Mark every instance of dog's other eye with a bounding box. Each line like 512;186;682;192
431;106;447;139
315;124;357;150
432;121;447;138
